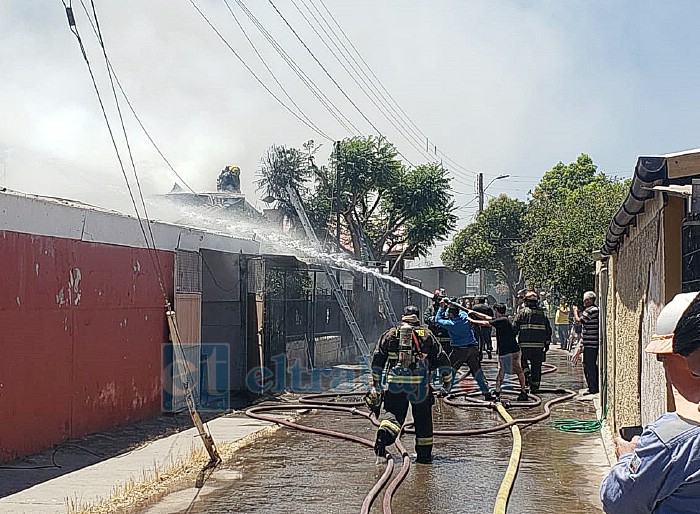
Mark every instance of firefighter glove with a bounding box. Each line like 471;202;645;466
364;386;382;415
436;386;450;398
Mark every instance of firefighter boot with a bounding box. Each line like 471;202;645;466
416;446;433;464
374;428;393;458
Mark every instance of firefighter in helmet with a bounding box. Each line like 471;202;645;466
513;290;552;392
366;305;453;464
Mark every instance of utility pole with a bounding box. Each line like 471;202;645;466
478;172;486;295
335;141;341;250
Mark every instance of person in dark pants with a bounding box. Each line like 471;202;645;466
368;305;453;464
434;299;495;400
513;291;552;393
471;296;494;359
574;291;599;395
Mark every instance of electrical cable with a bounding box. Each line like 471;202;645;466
231;0;359;136
289;0;437;165
266;0;417;167
187;0;335;141
83;0;169;297
220;0;332;142
74;1;196;194
312;0;478;181
61;0;168;303
306;0;425;147
63;1;218;459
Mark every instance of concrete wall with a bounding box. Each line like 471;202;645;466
0;230;174;462
609;198;661;430
603;194;684;432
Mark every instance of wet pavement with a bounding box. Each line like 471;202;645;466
147;349;609;514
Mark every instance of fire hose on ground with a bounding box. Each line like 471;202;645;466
245;360;589;513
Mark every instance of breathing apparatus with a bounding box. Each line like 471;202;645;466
398;323;414;368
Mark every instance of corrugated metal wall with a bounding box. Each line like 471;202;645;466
201;250;247;391
0;230;174;462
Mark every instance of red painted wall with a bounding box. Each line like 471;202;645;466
0;231;174;462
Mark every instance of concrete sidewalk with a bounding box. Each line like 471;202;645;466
0;413;294;514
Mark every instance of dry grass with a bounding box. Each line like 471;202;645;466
64;419;294;514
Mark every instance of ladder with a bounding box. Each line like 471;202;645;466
285;186;370;359
357;228;399;326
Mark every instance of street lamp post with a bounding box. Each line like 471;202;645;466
477;173;510;295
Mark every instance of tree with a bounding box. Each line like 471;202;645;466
217;165;241;193
442;194;528;298
532;153;602;201
257;136;456;275
518;156;628;299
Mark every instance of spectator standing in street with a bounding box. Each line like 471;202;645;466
471;296;494;360
600;292;700;513
574;291;599;395
555;298;572;351
543;293;557;344
469;303;529;401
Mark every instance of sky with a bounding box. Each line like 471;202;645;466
3;0;700;261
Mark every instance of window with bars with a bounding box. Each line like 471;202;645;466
176;251;202;293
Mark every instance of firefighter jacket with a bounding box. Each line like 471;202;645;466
423;303;451;341
371;316;452;390
513;305;552;349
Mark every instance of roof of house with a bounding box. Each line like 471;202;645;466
601;148;700;256
0;188;260;255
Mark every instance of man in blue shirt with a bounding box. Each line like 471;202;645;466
600;292;700;513
434;299;494;400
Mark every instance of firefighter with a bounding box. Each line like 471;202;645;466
424;288;452;354
513;290;552;392
367;305;453;464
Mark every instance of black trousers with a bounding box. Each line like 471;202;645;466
450;346;489;393
478;326;493;353
521;347;544;390
377;389;434;459
583;346;599;394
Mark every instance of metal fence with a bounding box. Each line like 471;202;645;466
260;259;405;371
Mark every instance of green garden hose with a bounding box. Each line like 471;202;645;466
546;418;602;433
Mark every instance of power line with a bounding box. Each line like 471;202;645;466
265;0;417;166
230;0;358;136
220;0;332;141
187;0;335;141
62;0;168;300
81;0;168;295
312;0;478;179
289;0;436;164
75;1;196;194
